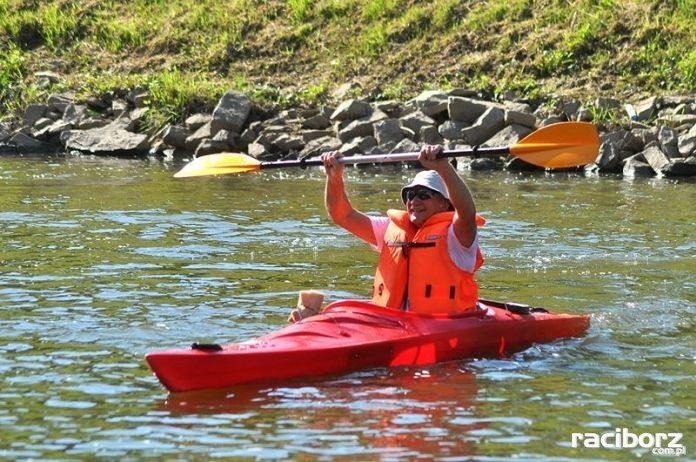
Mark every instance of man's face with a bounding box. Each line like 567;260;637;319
405;188;450;227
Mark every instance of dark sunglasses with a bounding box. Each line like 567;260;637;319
406;189;436;201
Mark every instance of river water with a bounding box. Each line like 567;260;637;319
0;154;693;460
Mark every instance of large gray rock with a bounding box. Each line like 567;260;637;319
111;99;129;118
374;119;404;146
300;136;342;158
562;100;582;120
47;93;74;113
399;125;417;141
110;114;138;132
482;124;533;148
239;127;258;146
374;100;402;118
302;111;331;130
247;142;272;160
600;129;634;158
185;113;213;131
31;117;53;131
630;128;658;151
211;91;251;134
438;120;469;140
409;90;449;117
641;143;671;172
460;107;506;145
389;138;420;154
24;104;48;127
268;132;304;152
622;130;645;154
185;121;214;151
0;123;11;142
62;123;149;155
338;111;387;142
262;114;296;128
301;129;334;143
77;117;108;130
399;111;435;136
162;125;192;148
259;123;289;135
448;97;491;123
30;118;58;140
504;101;533;114
212;128;236;147
6;132;57;153
622;154;655;177
660;113;696;128
61;104;87;125
634;96;659;121
253;130;277;148
678;124;696;156
662;95;694;106
662;157;696;176
420;125;444;145
340;136;377;156
374;140;398;153
590;142;622;172
195;139;229;157
504;110;537;128
330;99;371;121
658;126;680;158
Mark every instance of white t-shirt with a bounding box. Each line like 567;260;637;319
367;216;480;273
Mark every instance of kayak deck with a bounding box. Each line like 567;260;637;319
146;299;590;392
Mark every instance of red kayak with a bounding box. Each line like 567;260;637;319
146;299;589;392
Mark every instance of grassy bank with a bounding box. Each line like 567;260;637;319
1;0;694;131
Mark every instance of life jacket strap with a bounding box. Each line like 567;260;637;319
386;240;436;257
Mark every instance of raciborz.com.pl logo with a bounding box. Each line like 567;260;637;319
572;428;686;457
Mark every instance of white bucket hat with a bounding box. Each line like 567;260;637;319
400;170;450;203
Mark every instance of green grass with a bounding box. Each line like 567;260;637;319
0;43;28;114
144;70;227;131
288;0;314;23
678;49;696;84
1;0;694;130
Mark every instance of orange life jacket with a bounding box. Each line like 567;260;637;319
371;210;484;314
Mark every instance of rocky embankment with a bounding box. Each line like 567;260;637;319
1;88;695;177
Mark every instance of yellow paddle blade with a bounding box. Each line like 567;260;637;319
173;153;262;178
510;122;600;169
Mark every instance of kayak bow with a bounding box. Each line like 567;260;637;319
146;299;589;392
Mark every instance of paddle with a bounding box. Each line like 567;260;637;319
174;121;599;178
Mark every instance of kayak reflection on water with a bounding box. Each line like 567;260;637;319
159;365;484;458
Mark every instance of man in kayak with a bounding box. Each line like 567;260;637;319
314;145;483;316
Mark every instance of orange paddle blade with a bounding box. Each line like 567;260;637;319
173;153;262;178
511;122;600;169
